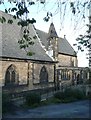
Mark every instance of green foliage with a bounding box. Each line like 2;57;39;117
85;79;91;84
43;12;52;22
33;35;37;39
27;52;35;56
88;92;91;99
0;1;37;56
54;88;86;102
30;103;40;108
61;97;77;103
0;16;6;23
29;2;35;5
74;16;91;52
13;15;17;19
2;92;11;113
66;88;86;100
11;7;17;12
17;19;36;27
5;9;8;13
18;27;34;55
49;98;61;104
70;2;76;15
54;91;66;100
40;98;61;106
8;19;13;24
16;2;29;17
25;92;41;106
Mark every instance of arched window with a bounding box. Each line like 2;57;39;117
11;70;16;83
39;66;48;84
5;70;10;84
5;64;19;85
77;74;80;84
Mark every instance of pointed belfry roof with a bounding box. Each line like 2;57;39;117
48;22;58;39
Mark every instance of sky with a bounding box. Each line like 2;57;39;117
0;0;90;67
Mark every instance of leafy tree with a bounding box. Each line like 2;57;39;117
0;0;37;55
73;15;91;65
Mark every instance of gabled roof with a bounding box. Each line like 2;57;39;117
0;11;54;62
36;29;77;56
0;10;77;63
58;37;76;56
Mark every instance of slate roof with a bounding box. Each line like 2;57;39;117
0;10;76;63
36;29;77;56
47;22;58;39
0;11;54;62
58;37;77;56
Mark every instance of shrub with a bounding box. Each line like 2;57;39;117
64;88;86;100
54;91;65;99
50;98;61;104
25;92;41;106
54;88;86;102
54;89;74;100
61;97;76;103
87;92;91;99
72;89;85;100
2;92;11;113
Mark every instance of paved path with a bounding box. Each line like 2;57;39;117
3;100;90;119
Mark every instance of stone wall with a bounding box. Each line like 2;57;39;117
1;59;54;92
57;66;90;90
58;54;78;67
0;60;2;86
1;60;28;86
29;62;54;90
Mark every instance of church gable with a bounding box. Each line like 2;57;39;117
36;29;77;57
0;11;54;63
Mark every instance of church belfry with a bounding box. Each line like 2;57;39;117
47;23;58;61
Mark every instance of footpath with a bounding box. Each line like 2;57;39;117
2;100;90;119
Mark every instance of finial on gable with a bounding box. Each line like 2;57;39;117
64;35;66;39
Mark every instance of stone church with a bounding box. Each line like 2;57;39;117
1;10;87;94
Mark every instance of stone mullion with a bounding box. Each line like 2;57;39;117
9;71;12;84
